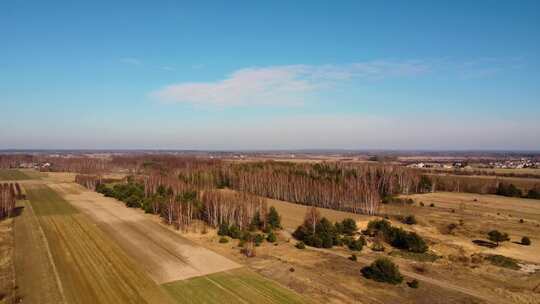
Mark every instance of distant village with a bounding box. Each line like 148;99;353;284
407;158;540;170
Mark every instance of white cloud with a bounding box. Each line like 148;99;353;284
151;60;430;106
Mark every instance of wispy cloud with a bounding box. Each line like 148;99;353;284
120;57;142;65
151;60;429;106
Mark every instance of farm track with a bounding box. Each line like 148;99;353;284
12;200;64;304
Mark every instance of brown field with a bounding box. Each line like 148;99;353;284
18;183;175;304
51;182;241;283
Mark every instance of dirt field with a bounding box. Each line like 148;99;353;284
20;184;175;304
51;182;241;283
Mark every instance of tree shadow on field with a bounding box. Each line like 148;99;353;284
10;206;24;218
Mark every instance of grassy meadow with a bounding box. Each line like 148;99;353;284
163;268;307;304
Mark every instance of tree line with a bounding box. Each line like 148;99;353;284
1;183;23;220
77;159;433;215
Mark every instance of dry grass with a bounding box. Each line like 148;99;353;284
191;190;540;304
163;268;307;304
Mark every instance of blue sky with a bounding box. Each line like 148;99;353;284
1;0;539;150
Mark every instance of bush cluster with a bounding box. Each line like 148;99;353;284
381;196;414;205
361;258;403;284
407;279;419;288
402;215;417;225
485;254;520;270
295;241;306;249
293;217;360;249
366;219;428;253
496;183;522;198
217;206;281;244
527;188;540;199
97;181;146;208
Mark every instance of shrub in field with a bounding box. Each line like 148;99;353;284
249;212;262;231
228;225;242;239
267;231;277;243
340;218;358;236
366;219;392;237
267;206;282;229
521;236;531;246
389;229;428;253
445;223;458;234
295;241;306;249
218;222;230;236
348;237;365;251
429;203;435;207
293;215;338;249
407;279;419;288
496;183;522;198
485;254;520;270
349;254;357;261
402;215;417;225
333;235;344;246
527;188;540;199
254;234;265;246
219;237;229;243
361;258;403;284
366;219;428;253
487;230;510;245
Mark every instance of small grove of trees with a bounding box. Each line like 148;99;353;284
487;230;510;245
292;207;365;250
365;219;428;253
1;183;21;220
75;174;103;190
361;258;403;284
223;162;425;215
95;180;275;234
217;206;281;241
527;188;540;199
496;183;522;198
